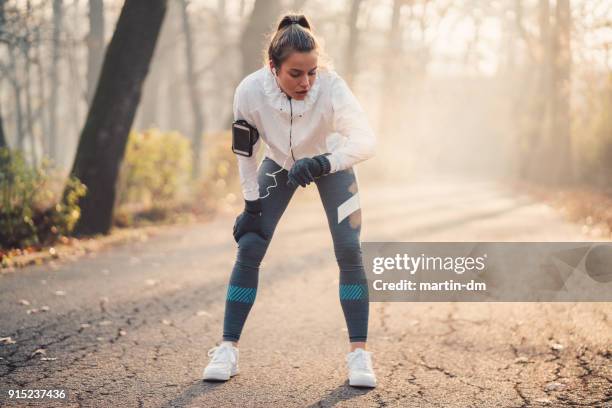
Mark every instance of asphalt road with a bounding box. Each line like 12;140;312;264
1;177;610;407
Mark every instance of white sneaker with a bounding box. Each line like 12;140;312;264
203;342;239;381
346;348;377;388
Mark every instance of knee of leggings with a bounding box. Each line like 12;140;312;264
333;241;363;268
237;232;269;264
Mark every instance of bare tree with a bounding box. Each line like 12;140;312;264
86;0;105;105
0;0;8;149
180;0;205;178
378;0;403;136
213;0;228;128
222;0;280;127
0;103;6;149
240;0;281;79
69;0;167;236
344;0;363;87
7;44;24;151
551;0;572;183
537;0;553;176
23;27;37;165
48;0;62;162
33;24;49;158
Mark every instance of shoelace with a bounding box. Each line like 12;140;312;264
208;345;235;364
347;350;372;371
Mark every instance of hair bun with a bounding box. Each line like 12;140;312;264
277;14;311;31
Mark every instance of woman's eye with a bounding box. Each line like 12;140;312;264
308;72;316;76
291;74;300;78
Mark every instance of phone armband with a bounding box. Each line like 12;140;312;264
232;120;260;157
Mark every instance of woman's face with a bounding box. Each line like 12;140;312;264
270;50;318;101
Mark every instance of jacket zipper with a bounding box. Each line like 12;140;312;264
288;96;296;163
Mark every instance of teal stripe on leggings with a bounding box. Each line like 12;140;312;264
227;285;257;303
340;283;367;300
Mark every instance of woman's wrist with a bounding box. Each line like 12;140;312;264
313;154;331;177
244;199;262;215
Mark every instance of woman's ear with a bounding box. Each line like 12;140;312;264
268;60;277;76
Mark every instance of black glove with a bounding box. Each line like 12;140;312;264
233;199;266;242
287;155;331;188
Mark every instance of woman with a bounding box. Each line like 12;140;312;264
203;14;377;388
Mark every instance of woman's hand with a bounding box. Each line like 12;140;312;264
233;199;267;242
287;155;331;187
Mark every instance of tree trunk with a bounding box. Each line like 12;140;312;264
551;0;572;183
378;0;402;136
0;104;6;149
225;0;279;127
0;0;8;149
49;0;63;163
8;45;25;151
344;0;363;87
240;0;281;78
524;0;553;183
86;0;105;105
24;39;37;166
180;0;205;178
213;0;227;129
34;26;50;159
69;0;167;236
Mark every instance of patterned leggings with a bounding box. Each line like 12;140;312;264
222;157;369;342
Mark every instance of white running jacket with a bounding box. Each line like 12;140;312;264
233;66;376;201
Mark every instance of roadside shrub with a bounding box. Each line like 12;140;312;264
116;129;193;209
0;148;86;249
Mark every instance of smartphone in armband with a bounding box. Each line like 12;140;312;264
232;120;259;157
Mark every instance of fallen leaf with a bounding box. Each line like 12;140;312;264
31;348;46;356
119;329;127;336
98;320;113;326
40;306;50;312
80;323;91;329
161;319;172;325
196;310;210;317
54;290;66;296
545;382;566;391
41;357;57;361
18;299;30;306
0;337;16;345
551;343;564;351
145;279;159;286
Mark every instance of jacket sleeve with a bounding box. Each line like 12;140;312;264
326;75;376;173
233;82;261;201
